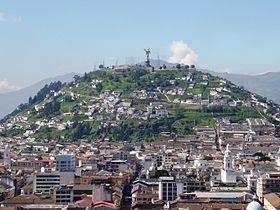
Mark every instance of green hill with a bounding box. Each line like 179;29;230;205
0;66;277;142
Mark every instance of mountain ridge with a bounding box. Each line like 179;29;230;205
0;73;77;119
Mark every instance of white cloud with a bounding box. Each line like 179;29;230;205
0;12;22;24
12;15;22;23
0;80;21;93
168;41;198;65
0;12;5;23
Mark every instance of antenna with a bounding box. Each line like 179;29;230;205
157;54;160;68
115;59;118;67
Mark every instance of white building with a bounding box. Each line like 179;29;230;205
159;177;206;201
193;155;208;169
159;177;177;201
276;147;280;167
247;170;258;192
221;144;237;184
4;144;11;166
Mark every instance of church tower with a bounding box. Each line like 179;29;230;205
224;144;233;169
221;144;237;184
4;144;11;166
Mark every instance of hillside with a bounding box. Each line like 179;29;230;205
0;73;77;119
142;61;280;104
1;66;279;142
202;70;280;103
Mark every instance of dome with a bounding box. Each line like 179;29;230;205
246;201;263;210
246;196;263;210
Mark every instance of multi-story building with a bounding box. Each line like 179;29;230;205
156;155;163;167
11;159;55;171
33;170;75;195
53;185;74;204
159;177;177;201
159;176;206;201
56;154;76;172
33;172;60;194
105;160;128;172
132;179;159;205
257;173;280;202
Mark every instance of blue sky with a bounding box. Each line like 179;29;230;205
1;0;280;90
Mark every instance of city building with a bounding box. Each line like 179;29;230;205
33;172;60;194
257;173;280;203
221;144;237;184
158;176;206;201
56;154;76;172
4;144;11;167
53;185;74;204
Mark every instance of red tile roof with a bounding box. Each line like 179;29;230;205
74;198;94;206
93;200;115;209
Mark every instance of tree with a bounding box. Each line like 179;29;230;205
155;170;169;178
275;126;280;137
83;72;91;82
176;64;181;69
73;122;92;140
95;83;103;93
29;81;63;105
253;152;271;162
73;75;80;82
184;65;189;70
99;64;104;69
28;96;32;105
40;100;60;118
162;64;167;69
190;64;196;69
253;152;264;157
259;156;271;162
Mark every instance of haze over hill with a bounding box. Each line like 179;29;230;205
0;73;76;119
203;70;280;104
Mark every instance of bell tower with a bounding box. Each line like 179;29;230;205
4;144;11;166
224;144;233;170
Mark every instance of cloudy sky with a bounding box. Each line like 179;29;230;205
1;0;280;91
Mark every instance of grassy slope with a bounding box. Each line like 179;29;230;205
0;68;263;141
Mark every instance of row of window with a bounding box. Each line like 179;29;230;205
56;195;71;198
36;179;60;182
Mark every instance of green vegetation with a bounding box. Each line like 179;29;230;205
253;152;272;162
0;67;269;142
